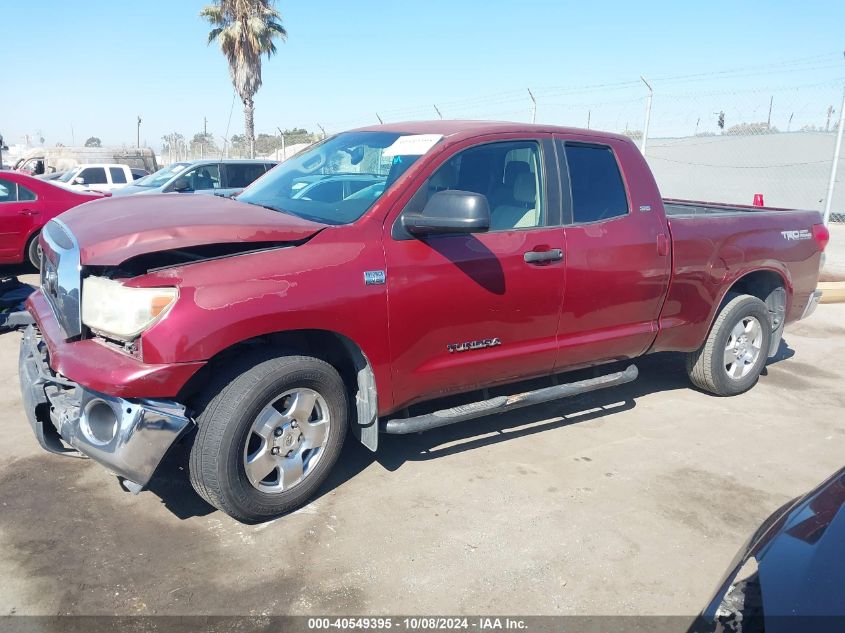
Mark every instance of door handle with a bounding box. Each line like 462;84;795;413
19;209;39;216
524;248;564;264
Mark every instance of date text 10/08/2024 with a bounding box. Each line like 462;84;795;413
307;617;528;630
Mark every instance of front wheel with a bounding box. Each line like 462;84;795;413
686;294;771;396
189;352;348;523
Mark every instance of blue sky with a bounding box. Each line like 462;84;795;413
2;0;844;148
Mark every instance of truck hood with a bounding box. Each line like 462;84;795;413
57;194;326;266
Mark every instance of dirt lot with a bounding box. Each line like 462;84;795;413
0;273;843;617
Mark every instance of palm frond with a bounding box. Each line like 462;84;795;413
206;27;224;44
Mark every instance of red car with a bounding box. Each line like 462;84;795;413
0;171;105;269
19;121;828;522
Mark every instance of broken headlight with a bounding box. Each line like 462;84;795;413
82;276;178;341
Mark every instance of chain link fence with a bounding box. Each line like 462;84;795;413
311;60;845;221
645;81;844;219
159;132;319;165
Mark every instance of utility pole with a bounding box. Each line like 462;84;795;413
640;76;653;156
827;105;835;132
767;96;773;128
0;133;6;169
136;116;142;147
204;116;208;136
822;51;845;225
433;104;443;120
823;85;845;224
527;88;536;124
587;110;591;130
317;124;327;139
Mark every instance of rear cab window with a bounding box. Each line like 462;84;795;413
225;163;269;189
561;143;628;224
109;167;127;184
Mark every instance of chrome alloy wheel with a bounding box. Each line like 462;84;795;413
242;388;330;493
724;316;763;380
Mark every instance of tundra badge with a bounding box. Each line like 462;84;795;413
447;338;502;353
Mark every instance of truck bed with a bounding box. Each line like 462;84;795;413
663;198;806;216
651;198;825;355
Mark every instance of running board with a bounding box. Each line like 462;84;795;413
382;364;638;435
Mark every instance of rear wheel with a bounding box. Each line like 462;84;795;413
26;232;42;270
686;294;771;396
189;351;348;523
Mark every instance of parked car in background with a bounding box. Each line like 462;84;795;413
19;121;828;522
692;467;845;633
0;171;106;268
14;146;157;176
55;164;144;193
110;159;276;197
291;173;384;202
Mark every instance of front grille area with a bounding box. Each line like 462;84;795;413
40;219;83;339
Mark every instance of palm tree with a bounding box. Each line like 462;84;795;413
200;0;287;158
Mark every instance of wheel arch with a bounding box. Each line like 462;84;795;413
179;329;380;451
712;268;789;357
23;227;42;264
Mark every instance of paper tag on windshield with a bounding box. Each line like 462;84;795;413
382;134;443;157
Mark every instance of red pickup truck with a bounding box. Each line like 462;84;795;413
18;121;829;522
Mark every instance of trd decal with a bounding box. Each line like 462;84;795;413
781;229;812;241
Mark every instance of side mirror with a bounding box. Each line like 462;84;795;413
73;177;85;185
172;177;191;192
403;190;490;236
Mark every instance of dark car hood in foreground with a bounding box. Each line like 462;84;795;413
697;467;845;632
756;468;845;619
56;194;326;266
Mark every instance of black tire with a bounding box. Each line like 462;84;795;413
26;232;41;270
189;351;348;523
686;293;771;396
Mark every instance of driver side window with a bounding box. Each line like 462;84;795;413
177;164;221;191
404;141;545;232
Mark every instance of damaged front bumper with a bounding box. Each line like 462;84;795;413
18;324;192;490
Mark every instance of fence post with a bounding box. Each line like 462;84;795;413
640;76;653;156
823;86;845;225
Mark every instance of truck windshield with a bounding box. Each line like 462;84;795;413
58;168;79;183
237;131;438;224
133;162;191;187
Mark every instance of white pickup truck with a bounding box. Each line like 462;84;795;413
56;164;146;193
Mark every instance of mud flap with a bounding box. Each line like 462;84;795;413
765;287;786;358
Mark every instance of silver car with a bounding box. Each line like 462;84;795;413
111;159;276;197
